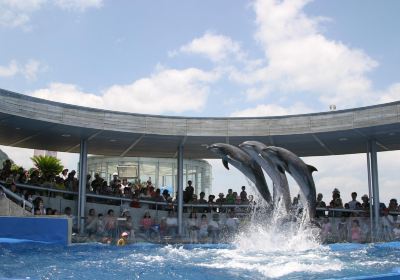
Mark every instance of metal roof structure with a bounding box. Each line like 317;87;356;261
1;88;400;158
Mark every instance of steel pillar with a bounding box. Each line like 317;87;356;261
367;139;380;240
177;144;184;236
77;139;88;235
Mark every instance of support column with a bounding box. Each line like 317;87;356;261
367;139;380;240
177;144;184;236
77;139;88;235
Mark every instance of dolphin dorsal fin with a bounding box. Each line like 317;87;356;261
307;164;318;173
222;158;230;170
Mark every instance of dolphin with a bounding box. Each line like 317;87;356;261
239;141;291;214
261;146;317;220
207;143;272;204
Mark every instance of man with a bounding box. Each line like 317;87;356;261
316;193;327;218
361;194;370;210
240;186;248;202
226;189;235;204
348;192;360;210
183;180;195;203
91;173;103;194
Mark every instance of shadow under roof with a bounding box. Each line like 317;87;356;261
1;88;400;158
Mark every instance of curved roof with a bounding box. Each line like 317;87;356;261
1;88;400;158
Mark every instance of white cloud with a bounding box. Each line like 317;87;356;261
240;0;379;108
0;59;45;80
0;0;102;28
54;0;103;12
0;60;19;77
30;67;220;114
231;102;312;117
0;0;45;28
378;83;400;104
21;59;45;81
30;83;104;108
171;32;245;62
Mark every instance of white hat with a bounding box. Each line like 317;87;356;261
112;172;118;176
121;232;129;237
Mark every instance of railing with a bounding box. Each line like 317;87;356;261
0;183;34;213
2;181;255;211
3;180;400;216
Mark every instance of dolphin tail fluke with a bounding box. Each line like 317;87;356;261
307;164;318;173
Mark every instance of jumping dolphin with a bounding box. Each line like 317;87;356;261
261;146;317;220
207;143;272;204
239;141;291;214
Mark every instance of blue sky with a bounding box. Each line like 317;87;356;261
1;0;400;204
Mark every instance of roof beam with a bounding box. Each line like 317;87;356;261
312;134;335;155
64;130;103;153
119;134;146;157
8;124;56;147
353;128;389;151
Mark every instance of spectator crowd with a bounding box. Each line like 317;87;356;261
1;159;400;244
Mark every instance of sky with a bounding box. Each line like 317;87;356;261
1;0;400;205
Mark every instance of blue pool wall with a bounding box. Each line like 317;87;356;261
0;216;71;245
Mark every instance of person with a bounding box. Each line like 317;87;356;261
320;217;332;244
226;189;235;204
183;180;195;203
96;214;105;237
197;192;208;213
91;173;103;194
117;232;129;246
329;188;343;217
85;208;97;236
240;186;248;202
337;216;348;242
198;214;209;241
60;169;68;180
393;223;400;240
110;172;119;193
351;219;362;243
388;199;399;223
140;212;153;238
120;178;130;195
225;211;239;240
104;209;117;239
348;192;360;210
64;206;78;232
360;194;370;217
316;193;327;218
166;211;178;236
208;213;220;243
187;212;199;243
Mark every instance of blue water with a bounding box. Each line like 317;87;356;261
1;240;400;280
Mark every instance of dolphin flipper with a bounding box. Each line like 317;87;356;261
222;158;230;170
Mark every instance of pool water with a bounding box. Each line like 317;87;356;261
1;239;400;280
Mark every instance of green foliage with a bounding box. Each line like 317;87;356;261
11;163;21;173
31;155;64;179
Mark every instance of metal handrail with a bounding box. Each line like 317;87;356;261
0;183;34;213
4;181;400;214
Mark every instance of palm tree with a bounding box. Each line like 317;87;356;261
31;155;64;181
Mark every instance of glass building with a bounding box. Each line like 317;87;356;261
87;156;212;196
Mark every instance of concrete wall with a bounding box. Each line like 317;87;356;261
0;196;33;216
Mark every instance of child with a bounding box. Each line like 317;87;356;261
96;214;105;237
351;219;362;243
321;217;332;243
117;232;129;246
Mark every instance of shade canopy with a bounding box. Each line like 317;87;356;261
1;88;400;158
